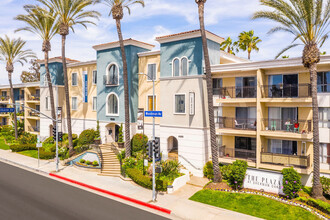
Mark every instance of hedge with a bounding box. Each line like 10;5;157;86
126;168;168;191
10;144;37;152
39;148;55;159
296;197;330;214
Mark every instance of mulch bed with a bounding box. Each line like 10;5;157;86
205;182;232;190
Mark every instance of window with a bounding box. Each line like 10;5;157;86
235;77;256;98
72;73;78;86
213;78;222;95
317;72;330;93
181;57;188;76
45;96;49;111
1;91;7;97
93;97;97;111
106;63;119;86
107;93;118;115
173;58;180;77
147;95;156;111
268;139;297;155
319;108;330;128
92;70;97;84
235;137;256;159
175;94;185;114
72;97;77;110
147;64;156;81
320;143;330;163
36;105;40;112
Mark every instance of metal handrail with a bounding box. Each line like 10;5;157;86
110;143;126;177
214;86;257;99
217;116;257;130
261;152;309;168
261;83;311;98
262;118;312;133
94;145;104;171
178;154;202;171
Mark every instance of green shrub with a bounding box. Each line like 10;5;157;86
320;176;330;197
296;197;330;214
95;121;100;139
126;168;152;189
4;135;15;144
86;160;91;165
39;148;55;159
122;157;136;171
74;145;89;154
220;164;232;181
118;124;124;143
282;167;301;199
227;160;247;190
131;133;148;152
78;129;96;146
10;144;37;152
18;132;37;144
43;136;54;145
161;160;180;177
59;147;69;160
92;161;99;166
203;161;214;180
156;179;169;191
73;139;79;147
80;159;85;163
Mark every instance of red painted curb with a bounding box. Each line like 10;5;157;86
49;173;171;215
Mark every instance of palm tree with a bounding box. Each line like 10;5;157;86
15;5;59;129
37;0;100;154
104;0;145;158
235;30;262;60
0;36;36;139
195;0;221;183
253;0;330;199
220;37;236;55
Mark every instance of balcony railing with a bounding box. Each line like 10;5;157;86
28;110;40;117
103;75;118;86
219;146;256;161
261;152;310;168
214;86;257;99
262;119;312;133
0;96;10;101
18;95;25;101
217;117;257;130
28;94;40;101
29;126;40;132
261;84;311;98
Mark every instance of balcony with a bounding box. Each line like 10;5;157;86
214;86;257;99
28;94;40;101
217;117;256;130
0;96;10;102
262;119;311;133
261;152;310;168
28;110;40;118
18;95;25;101
261;84;311;98
219;146;256;162
29;126;40;133
103;75;118;86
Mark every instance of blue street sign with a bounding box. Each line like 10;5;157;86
0;108;15;113
145;111;163;117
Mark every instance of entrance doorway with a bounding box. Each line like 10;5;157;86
167;136;178;160
105;123;120;143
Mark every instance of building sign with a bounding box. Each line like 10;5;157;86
189;92;195;116
137;108;144;131
83;71;88;103
244;168;284;195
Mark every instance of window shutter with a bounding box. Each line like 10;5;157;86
327;144;330;164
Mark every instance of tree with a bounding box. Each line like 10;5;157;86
15;6;59;129
195;0;221;183
37;0;100;154
20;59;40;83
234;30;262;60
253;0;330;199
220;37;236;55
104;0;145;158
0;36;36;139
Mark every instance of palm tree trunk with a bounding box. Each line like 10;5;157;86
8;71;18;139
310;62;323;199
197;1;221;183
61;34;74;154
44;50;56;128
116;18;131;158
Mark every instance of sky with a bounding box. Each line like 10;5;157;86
0;0;329;85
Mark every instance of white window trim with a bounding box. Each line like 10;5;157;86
174;93;186;115
181;56;189;76
72;97;78;111
92;70;97;85
147;63;157;82
45;96;50;111
146;94;157;111
106;92;119;117
92;96;97;112
72;73;78;86
106;62;120;87
172;57;180;77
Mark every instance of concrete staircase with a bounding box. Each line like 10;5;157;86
98;144;121;177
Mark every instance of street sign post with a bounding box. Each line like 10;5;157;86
36;136;42;168
0;108;15;113
144;111;163;117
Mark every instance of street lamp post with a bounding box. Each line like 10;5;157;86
139;72;156;202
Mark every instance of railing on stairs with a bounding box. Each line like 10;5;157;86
94;145;104;171
178;155;202;171
110;143;126;177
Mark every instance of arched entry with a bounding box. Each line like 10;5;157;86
105;123;120;143
167;136;178;160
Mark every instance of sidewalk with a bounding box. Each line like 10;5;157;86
0;149;260;220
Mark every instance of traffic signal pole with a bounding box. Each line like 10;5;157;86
55;86;59;172
152;76;156;202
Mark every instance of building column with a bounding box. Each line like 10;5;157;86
256;69;265;168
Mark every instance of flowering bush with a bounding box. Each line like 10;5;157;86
227;160;247;190
203;161;214;180
131;133;148;152
282;167;301;199
320;176;330;197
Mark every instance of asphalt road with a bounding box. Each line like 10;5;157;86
0;161;170;220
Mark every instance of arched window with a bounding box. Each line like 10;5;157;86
107;93;119;115
173;58;180;77
106;63;119;85
181;57;188;76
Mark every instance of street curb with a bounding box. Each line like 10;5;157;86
49;173;172;215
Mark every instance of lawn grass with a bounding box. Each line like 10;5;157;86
0;138;10;150
18;150;38;159
190;190;319;220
